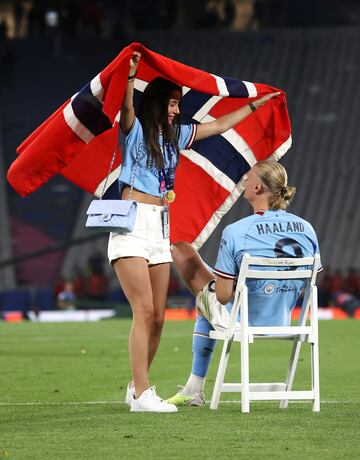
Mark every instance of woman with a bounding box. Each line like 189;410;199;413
109;51;280;412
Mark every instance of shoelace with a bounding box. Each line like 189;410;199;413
149;386;165;403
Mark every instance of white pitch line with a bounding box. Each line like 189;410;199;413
207;400;360;405
0;401;123;406
0;400;358;407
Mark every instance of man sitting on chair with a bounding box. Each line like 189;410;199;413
167;159;322;407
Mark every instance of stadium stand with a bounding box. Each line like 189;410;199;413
0;26;359;308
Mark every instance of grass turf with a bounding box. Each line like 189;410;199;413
0;319;359;459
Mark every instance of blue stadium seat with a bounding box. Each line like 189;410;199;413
35;287;55;311
107;288;128;303
0;289;31;312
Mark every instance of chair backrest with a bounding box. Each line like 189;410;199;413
230;254;321;329
237;254;320;288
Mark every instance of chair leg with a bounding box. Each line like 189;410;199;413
310;289;320;412
311;342;321;412
210;339;233;410
279;339;302;409
241;336;250;413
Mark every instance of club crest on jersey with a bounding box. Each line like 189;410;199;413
264;283;275;295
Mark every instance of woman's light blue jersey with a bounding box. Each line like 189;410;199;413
118;117;196;197
214;210;322;326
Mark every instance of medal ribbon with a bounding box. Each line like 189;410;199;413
159;142;176;196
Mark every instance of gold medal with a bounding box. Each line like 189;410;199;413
165;190;176;203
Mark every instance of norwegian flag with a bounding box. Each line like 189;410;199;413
7;42;291;249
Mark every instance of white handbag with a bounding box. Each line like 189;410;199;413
85;145;140;233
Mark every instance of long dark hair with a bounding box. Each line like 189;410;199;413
138;77;182;169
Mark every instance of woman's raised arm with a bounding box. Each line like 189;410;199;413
194;91;280;141
120;51;141;134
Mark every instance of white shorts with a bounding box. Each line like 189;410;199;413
196;280;238;331
107;203;172;266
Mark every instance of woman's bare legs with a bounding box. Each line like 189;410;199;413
113;258;170;398
114;257;154;398
148;262;170;368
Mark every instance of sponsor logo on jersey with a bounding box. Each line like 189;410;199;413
276;285;297;293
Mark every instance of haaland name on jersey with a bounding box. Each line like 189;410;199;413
256;221;305;235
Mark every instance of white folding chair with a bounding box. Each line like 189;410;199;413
209;253;321;412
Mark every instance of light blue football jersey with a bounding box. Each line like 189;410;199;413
214;210;322;327
118;117;196;197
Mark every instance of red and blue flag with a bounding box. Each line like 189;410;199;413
7;42;291;248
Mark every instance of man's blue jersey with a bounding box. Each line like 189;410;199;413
214;210;322;327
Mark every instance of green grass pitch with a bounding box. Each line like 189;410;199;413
0;319;359;459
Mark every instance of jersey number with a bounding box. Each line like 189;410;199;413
275;238;304;269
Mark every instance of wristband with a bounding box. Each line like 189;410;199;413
248;102;257;112
128;71;137;81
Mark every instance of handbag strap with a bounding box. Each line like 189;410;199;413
100;144;141;200
127;147;141;201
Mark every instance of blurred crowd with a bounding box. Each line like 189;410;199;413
1;0;359;42
318;267;360;316
54;252;110;308
53;251;183;311
0;0;244;41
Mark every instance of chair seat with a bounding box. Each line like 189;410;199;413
209;326;315;343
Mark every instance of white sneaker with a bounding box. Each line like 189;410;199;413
130;386;178;413
125;382;135;406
